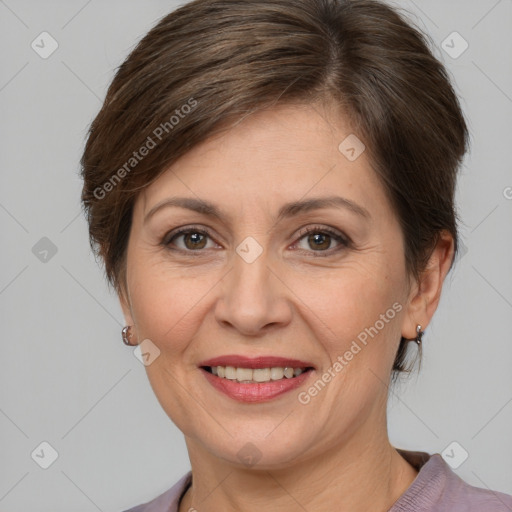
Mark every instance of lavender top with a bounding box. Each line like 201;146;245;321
122;449;512;511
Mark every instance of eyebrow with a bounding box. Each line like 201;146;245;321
144;195;371;225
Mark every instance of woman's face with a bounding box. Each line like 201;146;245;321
121;102;420;468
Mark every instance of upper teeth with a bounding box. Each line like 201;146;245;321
211;366;305;382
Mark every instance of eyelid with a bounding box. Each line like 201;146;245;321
162;225;220;249
295;224;349;244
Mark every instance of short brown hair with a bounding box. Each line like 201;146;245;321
80;0;470;378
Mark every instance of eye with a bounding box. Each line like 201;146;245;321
163;226;218;252
292;225;349;256
162;224;350;256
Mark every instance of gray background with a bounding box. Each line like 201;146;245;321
1;0;511;510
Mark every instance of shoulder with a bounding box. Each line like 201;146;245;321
392;449;512;511
437;467;512;511
121;471;192;512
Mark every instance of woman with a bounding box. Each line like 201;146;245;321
80;0;512;510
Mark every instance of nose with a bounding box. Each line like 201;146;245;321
214;248;293;337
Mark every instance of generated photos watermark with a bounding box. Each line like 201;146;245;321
93;97;198;200
297;301;403;404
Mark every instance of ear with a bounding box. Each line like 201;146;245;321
402;230;455;339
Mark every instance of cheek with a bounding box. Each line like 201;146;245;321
297;263;401;336
287;261;404;382
127;253;223;356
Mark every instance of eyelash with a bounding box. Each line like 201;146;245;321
162;224;350;257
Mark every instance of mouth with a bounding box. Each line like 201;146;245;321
198;355;316;402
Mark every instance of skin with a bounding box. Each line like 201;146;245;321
119;101;454;512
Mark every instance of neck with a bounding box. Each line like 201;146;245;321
179;417;418;512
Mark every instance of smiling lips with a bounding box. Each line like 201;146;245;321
199;355;315;402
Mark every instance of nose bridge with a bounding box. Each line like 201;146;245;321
230;201;273;293
231;237;273;308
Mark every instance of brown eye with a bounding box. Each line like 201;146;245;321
294;226;349;256
306;232;332;250
164;227;215;252
181;232;208;250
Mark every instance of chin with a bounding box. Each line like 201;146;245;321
201;429;315;471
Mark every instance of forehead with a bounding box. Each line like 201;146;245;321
137;103;389;225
